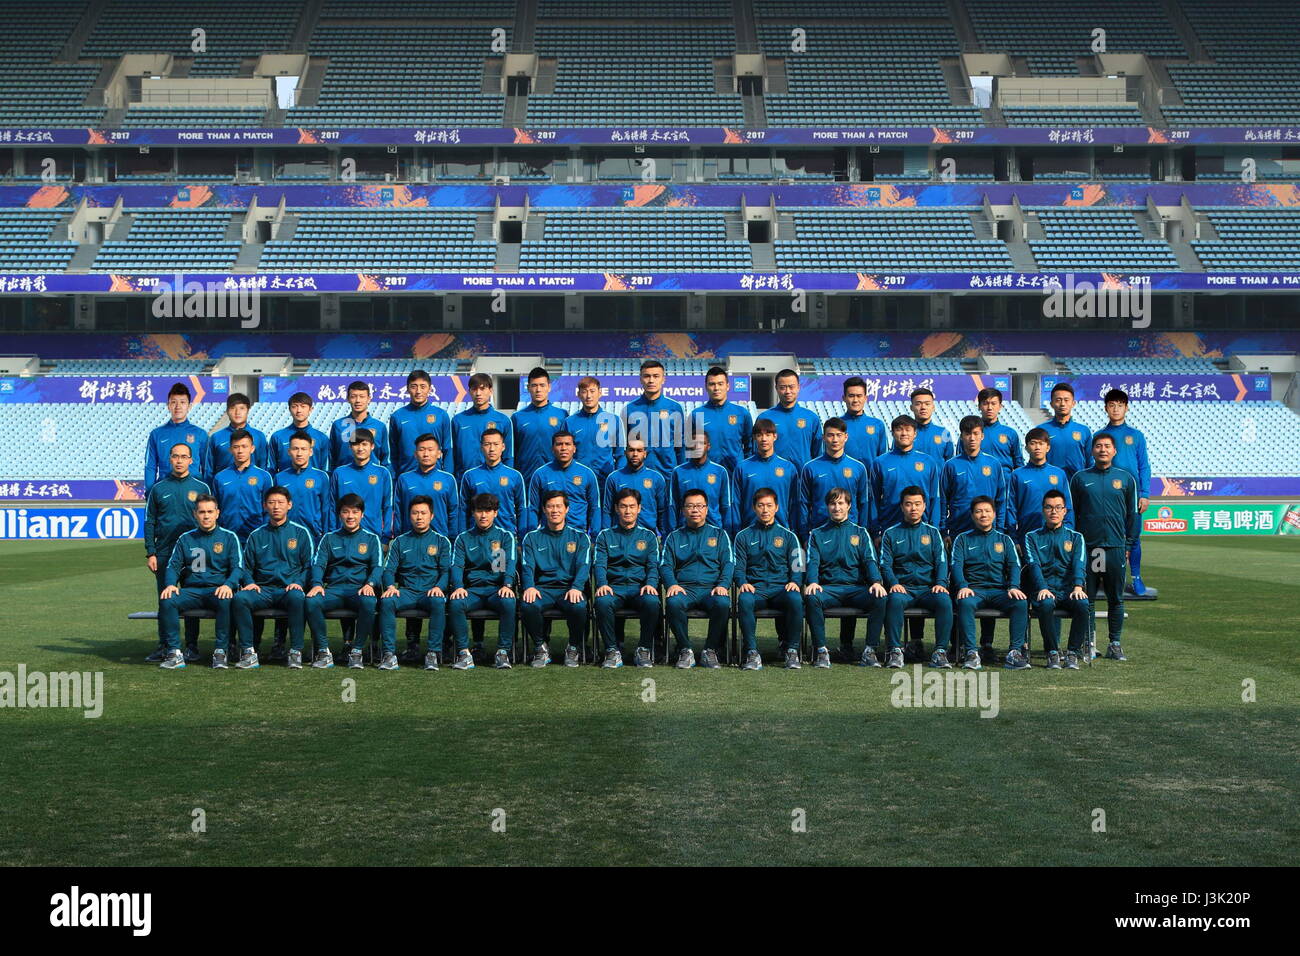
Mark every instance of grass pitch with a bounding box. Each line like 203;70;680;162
0;536;1295;866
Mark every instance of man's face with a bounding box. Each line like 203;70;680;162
228;403;249;428
972;501;995;532
289;439;312;469
1042;497;1067;530
169;445;192;477
962;426;983;457
775;374;799;407
1093;438;1115;466
350;439;373;466
473;508;497;531
410;503;432;534
543;496;568;529
827;494;850;523
470;382;492;408
624;440;647;469
705;374;728;403
979;395;1002;422
264;493;290;525
823;427;846;457
754;495;778;525
893;424;915;452
415;440;438;470
553;435;575;466
231;437;253;468
900;494;926;524
753;429;775;457
1105;399;1127;425
640;366;664;400
407;379;430;405
1026;437;1049;465
339;506;363;532
844;385;865;414
686;432;709;462
527;375;550;405
682;496;708;528
195;500;218;532
616;496;641;528
167;394;190;423
578;382;600;411
481;433;504;466
1051;390;1075;420
289;400;311;426
910;394;934;424
348;389;370;416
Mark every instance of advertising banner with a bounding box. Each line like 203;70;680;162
1041;374;1272;404
259;375;467;404
0;376;229;404
1142;502;1300;535
0;505;143;539
796;373;1010;402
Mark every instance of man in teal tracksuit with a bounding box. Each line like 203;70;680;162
593;487;661;669
448;493;518;669
1023;489;1091;670
1070;433;1140;660
232;486;315;669
157;495;244;670
144;442;209;662
734;487;805;671
305;493;383;670
378;495;453;672
879;486;954;669
951;496;1031;670
1094;388;1153;594
804;487;888;669
520;490;592;668
660;490;734;669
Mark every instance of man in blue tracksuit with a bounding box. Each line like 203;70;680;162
909;388;954;464
378;495;453;672
977;386;1023;475
395;434;461;538
593;488;661;668
841;376;890;464
951;496;1030;670
144;442;209;662
211;429;275;542
671;431;733;533
513;367;569;482
330;428;394;539
756;368;822;471
1041;381;1091;478
275;430;331;538
799;417;871;538
660;490;734;669
520;490;592;668
692;366;753;476
604;437;672;538
734;418;800;535
1007;427;1073;543
146;382;211;490
735;487;805;670
305;493;383;669
232;486;315;669
451;373;514;475
568;376;622;489
528;431;601;536
388;369;452;480
157;494;243;670
879;486;954;669
448;493;518;669
624;359;686;478
1095;388;1153;594
871;416;943;535
210;392;270;475
329;380;390;470
941;416;1007;538
461;428;528;536
803;487;888;668
269;391;330;473
1070;433;1140;661
1023;489;1091;670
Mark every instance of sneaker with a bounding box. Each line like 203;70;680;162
452;649;475;670
347;649;363;669
1004;648;1030;670
784;648;801;669
182;646;201;663
634;647;654;668
287;649;303;669
904;639;925;663
267;640;287;663
741;650;763;671
886;648;905;669
235;649;260;670
1105;641;1127;661
676;648;695;669
699;648;721;669
602;648;623;669
494;649;512;669
814;647;832;669
564;645;581;668
311;649;334;669
377;652;400;671
963;650;982;670
399;644;423;665
929;648;951;669
1018;647;1033;668
531;646;551;668
978;644;997;666
424;651;440;671
1064;651;1081;670
1130;574;1147;596
859;647;881;668
145;645;168;663
1046;650;1061;670
211;649;228;669
159;649;186;669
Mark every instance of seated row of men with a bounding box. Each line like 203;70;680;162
153;473;1114;673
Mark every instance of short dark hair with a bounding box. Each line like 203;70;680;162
959;415;983;435
349;428;374;445
194;493;218;509
167;382;192;401
408;494;434;512
640;359;664;373
414;433;440;447
706;365;727;380
551;429;576;446
977;387;1003;404
527;366;550;382
843;376;866;395
1042;489;1067;506
615;487;642;506
682;489;708;505
969;494;996;513
289;429;315;445
909;387;935;401
226;392;251;410
899;485;926;504
346;380;370;396
823;416;847;434
775;368;799;383
468;372;493;391
228;428;253;446
1104;388;1130;405
891;415;918;431
1050;381;1076;397
1025;427;1050;444
540;489;569;507
337;492;366;514
480;427;505;443
168;442;193;456
752;487;778;506
824;486;851;507
407;369;431;386
752;418;777;436
263;485;292;504
1093;433;1117;448
470;493;499;512
288;391;313;406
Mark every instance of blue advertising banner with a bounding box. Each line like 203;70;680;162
259;375;467;404
0;504;142;539
795;373;1010;403
0;376;229;404
0;480;144;501
1040;374;1272;405
537;375;750;403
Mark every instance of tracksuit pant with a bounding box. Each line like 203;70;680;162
1032;591;1091;654
957;589;1028;654
737;587;804;654
1086;545;1127;643
884;587;955;652
232;587;307;652
594;587;660;651
449;587;516;651
160;588;232;652
155;558;199;648
379;590;447;656
665;587;730;654
305;588;377;654
521;588;588;650
804;586;880;652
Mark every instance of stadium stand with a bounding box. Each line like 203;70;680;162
259;210;496;273
807;357;967;374
775;209;1015;272
1025;208;1181;272
304;359;461;376
0;0;104;128
90;210;241;273
120;108;268;128
519;210;753;272
1190;209;1300;271
0;212;78;273
556;359;714;375
1057;357;1221;374
46;359;210;377
1002;107;1146;127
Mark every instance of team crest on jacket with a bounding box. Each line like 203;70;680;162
920;535;930;545
1112;479;1123;489
566;541;577;553
914;462;924;471
1049;475;1058;485
187;490;198;501
707;537;717;547
659;410;668;418
867;425;876;434
213;542;224;554
487;421;497;430
427;545;438;556
642;478;652;488
707;474;716;484
636;540;647;550
999;434;1008;444
797;419;806;428
549;416;558;426
248;476;259;485
599;421;609;430
849;535;859;547
358;543;368;554
775;467;785;477
842;467;852;478
305;478;315;489
288;538;298;549
499;476;509;486
1064;540;1074;552
775;537;784;548
1125;435;1134;445
433;481;443;491
491;541;500;551
572;475;582;485
994;542;1004;553
426;414;435;423
186;434;195;443
934;435;943;444
1072;431;1081;440
367;474;378;485
982;466;992;476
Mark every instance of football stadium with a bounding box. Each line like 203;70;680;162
0;0;1296;889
